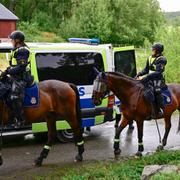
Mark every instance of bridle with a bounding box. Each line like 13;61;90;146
92;73;109;101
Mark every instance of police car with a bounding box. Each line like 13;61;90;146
0;38;136;141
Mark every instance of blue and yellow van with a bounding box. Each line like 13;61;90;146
0;39;136;141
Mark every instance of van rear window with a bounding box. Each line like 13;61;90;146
114;50;136;77
35;52;104;85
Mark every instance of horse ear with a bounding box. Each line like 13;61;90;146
93;67;100;75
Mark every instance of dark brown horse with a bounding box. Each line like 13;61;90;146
92;71;180;157
0;79;84;166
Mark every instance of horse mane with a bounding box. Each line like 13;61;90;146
107;71;137;83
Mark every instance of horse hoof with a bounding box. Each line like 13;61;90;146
0;156;3;166
114;149;121;157
135;151;142;158
114;154;120;160
156;145;164;152
74;154;83;162
34;158;42;167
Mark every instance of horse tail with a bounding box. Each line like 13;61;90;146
177;109;180;133
69;83;82;127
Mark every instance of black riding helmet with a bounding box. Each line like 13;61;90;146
9;31;25;42
152;43;164;53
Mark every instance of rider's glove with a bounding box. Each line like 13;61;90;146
140;77;148;84
134;74;139;79
1;70;8;79
6;67;11;73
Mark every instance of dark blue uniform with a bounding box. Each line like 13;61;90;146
137;55;167;117
5;45;33;127
138;55;167;86
8;46;33;84
9;47;29;75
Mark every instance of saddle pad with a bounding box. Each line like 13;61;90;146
23;83;40;107
162;89;172;105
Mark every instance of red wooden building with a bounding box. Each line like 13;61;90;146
0;3;19;39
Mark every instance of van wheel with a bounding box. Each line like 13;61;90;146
57;130;74;143
34;132;47;143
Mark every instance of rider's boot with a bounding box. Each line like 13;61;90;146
10;100;25;128
150;102;163;119
156;92;164;118
156;107;164;118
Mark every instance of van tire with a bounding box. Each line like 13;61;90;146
57;130;74;143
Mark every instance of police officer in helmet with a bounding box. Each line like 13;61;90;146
2;30;34;127
135;43;167;118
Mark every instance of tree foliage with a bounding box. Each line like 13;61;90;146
1;0;163;45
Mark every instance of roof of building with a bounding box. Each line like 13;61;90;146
0;3;19;20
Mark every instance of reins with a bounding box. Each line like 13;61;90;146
0;100;4;158
155;117;162;144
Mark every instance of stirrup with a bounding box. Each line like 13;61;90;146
151;108;164;119
13;118;25;128
157;108;164;118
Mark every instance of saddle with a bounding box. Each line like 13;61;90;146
143;82;171;120
144;86;172;106
0;80;39;108
23;83;40;107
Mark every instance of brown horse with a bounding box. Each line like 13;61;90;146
0;79;84;166
92;71;180;157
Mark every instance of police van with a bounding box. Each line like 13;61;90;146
0;39;136;141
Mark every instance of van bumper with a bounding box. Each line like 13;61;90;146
81;107;114;122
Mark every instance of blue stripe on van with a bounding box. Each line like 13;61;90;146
82;118;95;127
80;98;94;108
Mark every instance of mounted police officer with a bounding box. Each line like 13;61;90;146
2;30;34;127
135;43;167;118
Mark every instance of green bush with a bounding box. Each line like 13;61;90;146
136;26;180;83
17;21;65;42
155;26;180;83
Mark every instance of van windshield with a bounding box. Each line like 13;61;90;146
35;52;104;85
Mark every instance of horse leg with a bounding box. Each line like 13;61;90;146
114;117;129;158
157;115;171;151
0;152;3;166
114;112;134;131
128;120;134;130
73;127;84;162
114;113;121;128
34;116;56;166
66;112;84;162
135;119;144;157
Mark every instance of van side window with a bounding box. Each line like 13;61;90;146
114;50;136;77
35;52;104;85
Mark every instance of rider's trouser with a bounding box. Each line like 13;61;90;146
154;83;164;110
9;80;26;123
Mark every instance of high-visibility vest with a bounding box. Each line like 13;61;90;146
10;46;30;68
148;55;165;78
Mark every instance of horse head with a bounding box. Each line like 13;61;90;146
92;71;109;106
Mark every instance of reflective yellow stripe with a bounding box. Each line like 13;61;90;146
44;145;51;150
10;46;30;66
138;142;143;146
148;56;156;72
77;141;84;146
149;70;154;74
114;139;120;142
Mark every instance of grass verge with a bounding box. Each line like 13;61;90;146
28;150;180;180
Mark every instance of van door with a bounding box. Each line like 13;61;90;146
113;46;137;106
113;46;137;77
